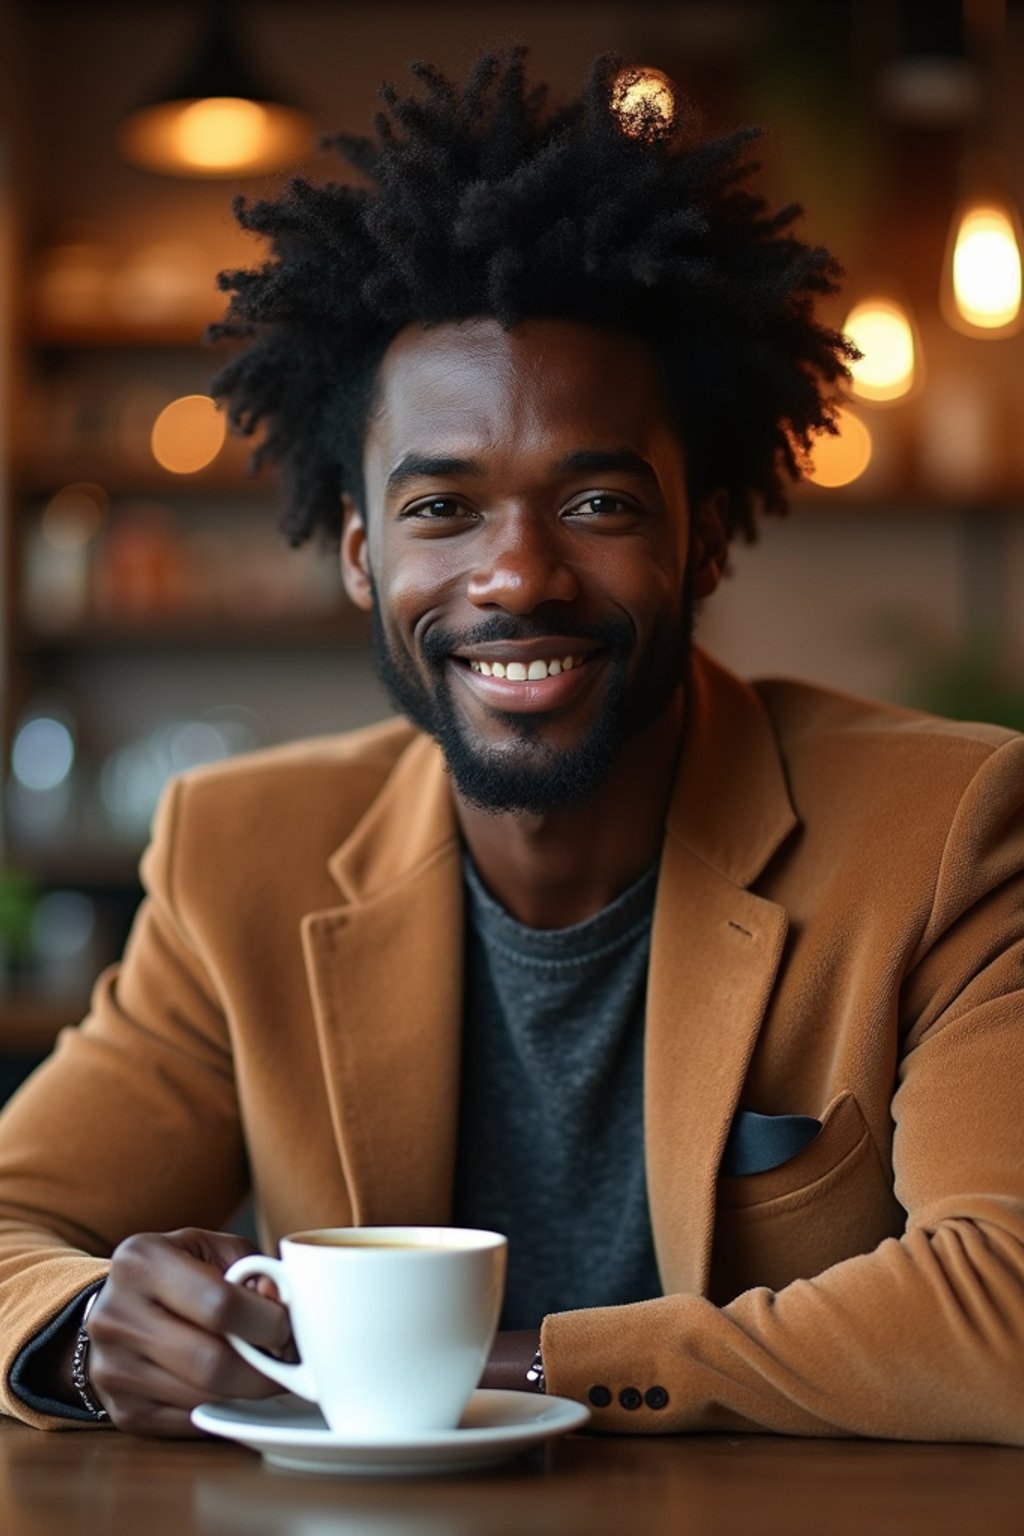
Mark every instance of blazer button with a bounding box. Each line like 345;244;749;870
618;1387;643;1411
644;1386;669;1410
588;1385;612;1408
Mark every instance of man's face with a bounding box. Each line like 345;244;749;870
342;317;721;814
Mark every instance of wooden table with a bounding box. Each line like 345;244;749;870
3;1418;1024;1536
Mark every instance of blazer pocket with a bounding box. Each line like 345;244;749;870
720;1108;822;1178
709;1090;904;1303
718;1090;873;1210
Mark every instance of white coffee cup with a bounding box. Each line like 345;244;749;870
223;1225;507;1439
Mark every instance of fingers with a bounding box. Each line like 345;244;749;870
251;1275;281;1303
87;1227;294;1437
89;1294;287;1406
89;1340;283;1438
80;1350;251;1440
86;1341;219;1438
109;1230;291;1351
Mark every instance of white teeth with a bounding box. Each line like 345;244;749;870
467;654;582;679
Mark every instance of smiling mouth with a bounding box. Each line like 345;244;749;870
465;654;585;681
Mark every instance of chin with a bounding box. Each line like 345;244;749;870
440;727;621;815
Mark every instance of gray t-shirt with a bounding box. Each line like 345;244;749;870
452;856;663;1329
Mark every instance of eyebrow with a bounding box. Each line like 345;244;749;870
551;449;659;485
385;455;481;495
384;447;659;496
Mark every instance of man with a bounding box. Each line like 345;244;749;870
1;52;1023;1441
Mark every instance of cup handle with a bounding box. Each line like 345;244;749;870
222;1254;317;1402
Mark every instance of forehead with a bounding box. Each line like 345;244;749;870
365;317;679;466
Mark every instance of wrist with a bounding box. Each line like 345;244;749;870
69;1286;109;1422
480;1328;542;1392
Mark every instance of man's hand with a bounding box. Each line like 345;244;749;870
84;1228;292;1437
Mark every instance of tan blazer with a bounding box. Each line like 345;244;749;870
2;649;1023;1440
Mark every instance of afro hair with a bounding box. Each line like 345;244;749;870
209;50;855;547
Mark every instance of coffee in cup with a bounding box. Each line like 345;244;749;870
223;1225;507;1438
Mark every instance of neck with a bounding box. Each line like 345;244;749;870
454;694;686;929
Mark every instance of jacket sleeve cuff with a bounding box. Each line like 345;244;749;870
9;1280;108;1425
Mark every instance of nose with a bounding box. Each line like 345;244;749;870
466;513;579;613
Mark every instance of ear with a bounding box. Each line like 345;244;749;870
690;490;728;600
340;494;374;611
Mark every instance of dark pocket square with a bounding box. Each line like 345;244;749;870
721;1110;822;1177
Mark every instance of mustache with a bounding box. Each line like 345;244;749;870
421;613;634;664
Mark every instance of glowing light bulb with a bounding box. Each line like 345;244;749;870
843;298;917;402
172;98;269;170
611;68;675;139
948;203;1023;333
151;395;225;474
805;409;873;489
118;97;311;178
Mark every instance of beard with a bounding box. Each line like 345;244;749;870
368;576;696;816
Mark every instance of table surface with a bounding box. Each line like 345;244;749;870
3;1416;1024;1536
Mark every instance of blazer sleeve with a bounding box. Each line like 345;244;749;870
541;735;1024;1445
0;779;249;1428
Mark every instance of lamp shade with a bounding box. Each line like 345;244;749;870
117;4;314;177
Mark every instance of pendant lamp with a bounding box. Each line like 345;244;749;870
117;1;314;178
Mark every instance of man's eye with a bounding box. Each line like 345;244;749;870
406;498;469;520
568;495;632;517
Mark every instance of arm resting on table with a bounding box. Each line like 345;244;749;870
543;739;1024;1444
0;781;248;1428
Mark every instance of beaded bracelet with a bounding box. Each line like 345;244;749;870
70;1288;110;1422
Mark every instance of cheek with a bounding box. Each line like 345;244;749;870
374;554;462;646
378;536;471;610
589;541;686;614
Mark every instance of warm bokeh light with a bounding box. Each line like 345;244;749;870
118;97;312;177
174;98;267;170
110;241;209;324
843;298;917;402
41;483;109;549
150;395;226;474
805;409;873;488
611;68;675;138
949;203;1022;332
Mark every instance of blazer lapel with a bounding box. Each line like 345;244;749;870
645;852;789;1297
301;735;465;1226
645;651;797;1297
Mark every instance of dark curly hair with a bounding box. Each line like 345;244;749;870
209;50;855;548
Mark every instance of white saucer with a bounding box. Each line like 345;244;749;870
192;1389;590;1476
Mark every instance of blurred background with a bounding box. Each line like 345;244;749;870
1;0;1024;1096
